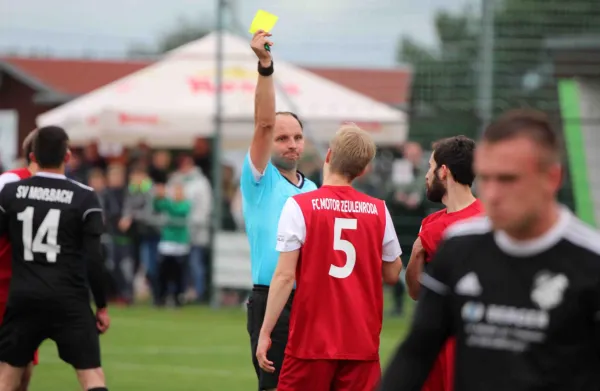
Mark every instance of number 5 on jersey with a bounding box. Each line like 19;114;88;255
17;207;61;262
330;218;357;279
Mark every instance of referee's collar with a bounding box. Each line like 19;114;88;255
494;206;572;257
281;170;306;189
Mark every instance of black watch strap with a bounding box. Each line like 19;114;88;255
258;60;274;77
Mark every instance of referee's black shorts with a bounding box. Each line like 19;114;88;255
0;301;101;369
247;284;294;391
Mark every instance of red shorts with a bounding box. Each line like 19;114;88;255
278;355;380;391
0;302;39;366
422;337;455;391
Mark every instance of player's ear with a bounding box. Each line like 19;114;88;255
64;149;72;164
28;152;36;163
325;148;332;163
547;162;563;194
439;164;449;181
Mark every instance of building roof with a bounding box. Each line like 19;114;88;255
544;35;600;78
0;56;411;106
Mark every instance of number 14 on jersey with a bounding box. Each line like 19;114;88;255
17;207;62;263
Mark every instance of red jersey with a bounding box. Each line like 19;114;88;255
419;199;484;263
419;198;483;391
275;186;402;361
0;167;32;303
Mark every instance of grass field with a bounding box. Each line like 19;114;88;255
29;301;413;390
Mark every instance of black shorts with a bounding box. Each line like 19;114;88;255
0;302;101;369
247;285;294;391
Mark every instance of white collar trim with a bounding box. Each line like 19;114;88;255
494;207;572;257
35;172;66;180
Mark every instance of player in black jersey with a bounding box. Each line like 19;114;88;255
0;126;110;391
381;109;600;391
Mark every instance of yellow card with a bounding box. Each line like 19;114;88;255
249;10;279;34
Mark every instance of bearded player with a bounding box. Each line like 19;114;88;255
0;130;38;391
256;124;403;391
404;135;483;391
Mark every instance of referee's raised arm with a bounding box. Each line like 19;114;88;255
249;30;275;173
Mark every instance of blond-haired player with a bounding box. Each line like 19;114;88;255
257;124;403;391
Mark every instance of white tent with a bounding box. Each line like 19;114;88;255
37;32;408;147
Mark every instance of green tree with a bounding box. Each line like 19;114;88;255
400;0;600;116
398;0;600;144
128;16;212;57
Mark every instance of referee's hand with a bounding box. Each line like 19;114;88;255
251;30;273;66
96;308;111;334
256;333;275;373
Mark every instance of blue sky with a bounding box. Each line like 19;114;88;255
0;0;473;67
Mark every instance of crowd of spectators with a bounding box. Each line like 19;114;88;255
64;139;227;307
5;138;435;313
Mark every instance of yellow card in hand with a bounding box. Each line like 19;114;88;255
249;10;279;34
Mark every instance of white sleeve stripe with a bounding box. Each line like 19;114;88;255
0;205;4;213
0;172;21;193
382;252;401;262
82;208;103;220
420;273;449;295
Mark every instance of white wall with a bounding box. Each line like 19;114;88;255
577;79;600;224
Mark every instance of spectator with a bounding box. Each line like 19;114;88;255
169;154;212;303
121;164;161;303
154;182;191;307
149;150;171;184
391;142;428;209
129;141;152;167
83;142;108;172
353;162;378;195
386;142;429;317
87;168;116;300
192;137;212;182
104;164;134;305
66;151;89;184
221;164;238;232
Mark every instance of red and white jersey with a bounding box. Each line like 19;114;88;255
0;167;32;303
276;185;402;361
418;199;484;263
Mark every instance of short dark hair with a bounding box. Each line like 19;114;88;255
22;130;37;164
130;162;147;175
432;135;476;186
33;126;69;169
276;111;303;129
482;109;562;164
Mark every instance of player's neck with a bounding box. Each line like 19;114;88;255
442;184;476;213
507;201;561;241
27;163;37;175
322;172;352;187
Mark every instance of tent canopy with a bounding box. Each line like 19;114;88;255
37;32;408;147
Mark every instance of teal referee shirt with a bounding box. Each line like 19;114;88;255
240;153;317;286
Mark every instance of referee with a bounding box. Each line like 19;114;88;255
380;109;600;391
241;31;317;391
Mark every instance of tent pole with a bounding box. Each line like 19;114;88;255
210;0;226;309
